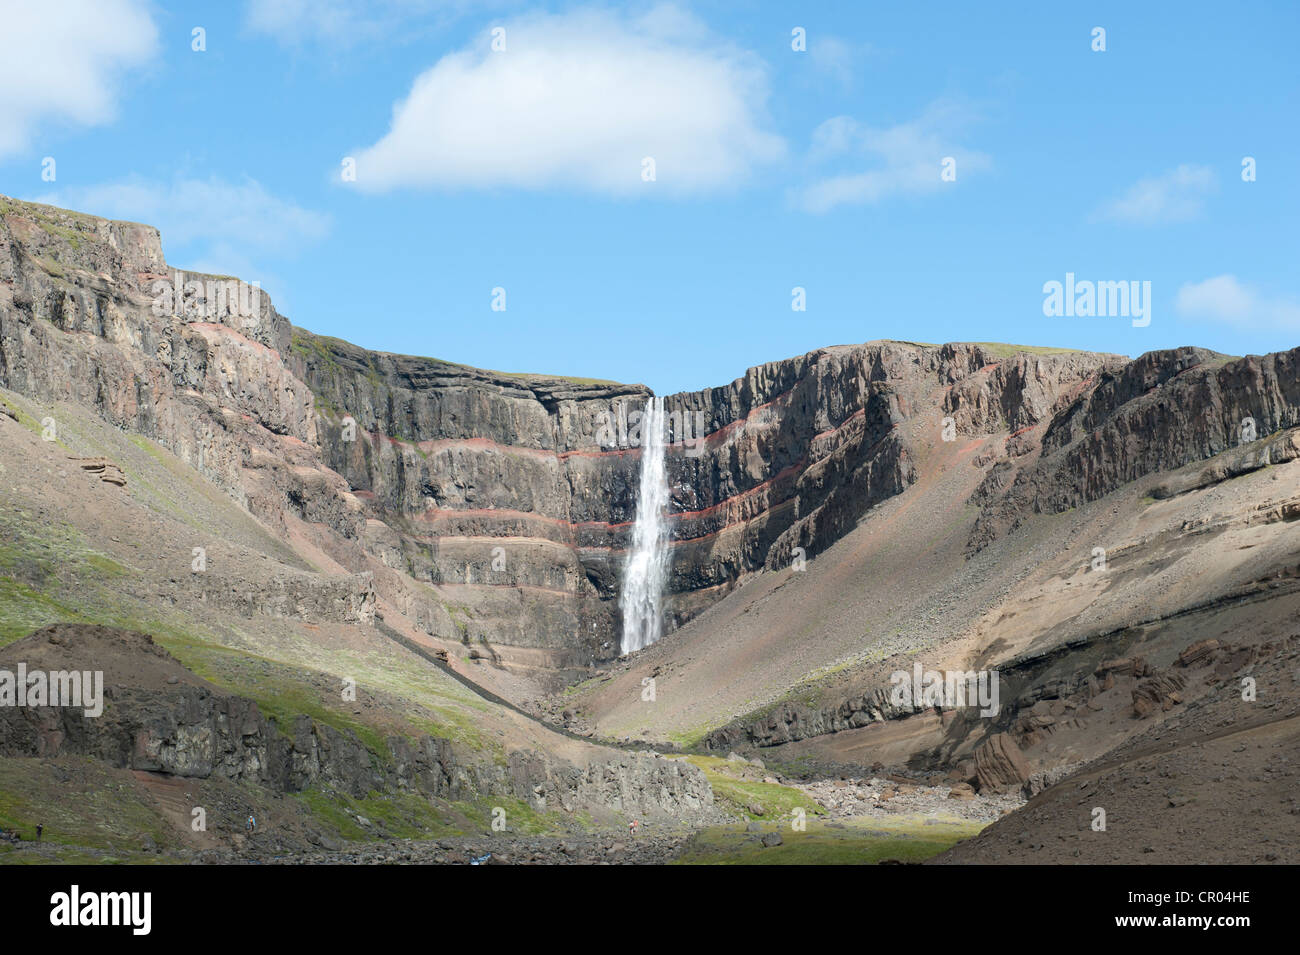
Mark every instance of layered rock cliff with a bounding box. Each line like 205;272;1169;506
292;333;1119;664
4;193;1298;685
969;345;1300;549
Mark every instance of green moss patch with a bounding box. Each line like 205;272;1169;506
449;796;569;836
679;755;826;823
295;788;468;841
0;578;87;647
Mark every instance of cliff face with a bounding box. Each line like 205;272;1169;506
968;346;1300;550
0;197;356;542
662;343;1114;607
289;330;652;660
0;196;1131;668
290;332;1115;663
5;194;1297;680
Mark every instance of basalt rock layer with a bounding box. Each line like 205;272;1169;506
968;346;1300;550
289;333;1119;664
5;194;1298;683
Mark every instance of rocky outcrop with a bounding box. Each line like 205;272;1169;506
1131;670;1186;718
504;749;713;817
704;685;913;751
972;732;1031;793
0;197;362;545
0;625;713;819
70;456;127;486
969;347;1300;550
187;570;377;625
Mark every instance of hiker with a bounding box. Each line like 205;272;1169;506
35;823;43;842
629;819;639;838
246;814;256;833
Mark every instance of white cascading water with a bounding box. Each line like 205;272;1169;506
620;397;670;655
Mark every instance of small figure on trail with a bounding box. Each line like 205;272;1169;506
246;814;256;833
629;819;639;838
35;823;43;842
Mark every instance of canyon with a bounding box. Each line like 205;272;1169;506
1;192;1297;863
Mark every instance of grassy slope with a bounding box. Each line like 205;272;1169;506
675;815;984;865
679;755;826;823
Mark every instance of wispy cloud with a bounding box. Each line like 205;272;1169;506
792;99;989;213
807;34;873;87
342;4;785;196
1095;164;1215;225
0;0;156;158
1175;274;1300;330
244;0;502;48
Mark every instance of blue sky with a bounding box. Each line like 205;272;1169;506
2;0;1297;394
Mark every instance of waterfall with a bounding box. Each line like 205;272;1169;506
620;397;670;655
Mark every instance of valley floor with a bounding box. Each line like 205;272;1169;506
0;812;989;866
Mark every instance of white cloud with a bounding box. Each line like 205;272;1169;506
0;0;157;158
793;100;989;213
1096;165;1215;225
343;5;785;195
1175;275;1300;330
31;178;329;285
